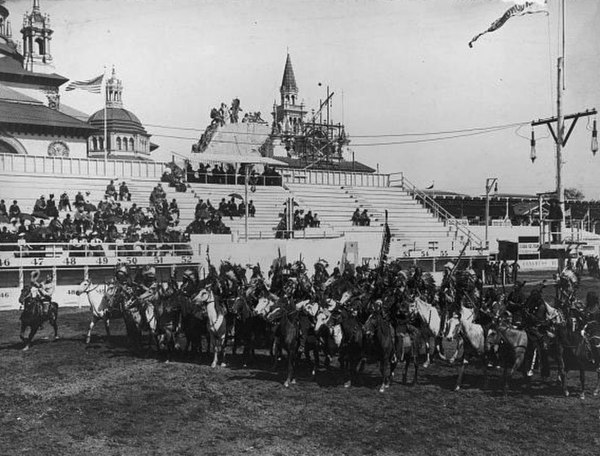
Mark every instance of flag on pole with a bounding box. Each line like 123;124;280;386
468;1;548;48
65;74;104;94
378;221;392;270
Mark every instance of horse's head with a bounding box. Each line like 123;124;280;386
75;279;92;296
314;308;332;333
443;312;461;341
19;284;33;304
255;296;276;318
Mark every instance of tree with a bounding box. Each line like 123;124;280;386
565;187;585;201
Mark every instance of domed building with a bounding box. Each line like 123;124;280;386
87;69;157;160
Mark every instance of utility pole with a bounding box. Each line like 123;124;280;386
485;177;498;249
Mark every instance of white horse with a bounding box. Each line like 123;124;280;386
409;297;441;368
443;304;486;391
194;289;227;368
76;280;120;344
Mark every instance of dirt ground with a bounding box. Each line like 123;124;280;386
1;273;600;456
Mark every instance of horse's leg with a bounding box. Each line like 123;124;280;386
284;343;295;388
104;318;111;340
20;320;27;343
219;331;227;367
557;344;569;397
50;308;59;340
579;366;586;400
210;332;218;368
23;324;39;351
86;316;99;344
413;350;419;385
455;359;467;392
402;350;410;384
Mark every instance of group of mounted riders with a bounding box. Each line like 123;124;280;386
17;254;600;396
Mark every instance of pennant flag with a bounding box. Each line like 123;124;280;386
65;74;104;94
468;1;548;48
378;222;392;269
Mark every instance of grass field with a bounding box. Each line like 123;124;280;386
1;274;599;456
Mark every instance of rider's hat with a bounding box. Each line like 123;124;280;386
444;262;455;270
30;269;40;282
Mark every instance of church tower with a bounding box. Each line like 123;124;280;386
105;68;124;108
0;0;14;46
21;0;54;74
272;53;305;135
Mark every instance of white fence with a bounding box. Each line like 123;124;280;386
0;153;166;179
281;168;390;187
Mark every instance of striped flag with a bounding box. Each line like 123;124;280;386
469;1;548;48
65;74;104;94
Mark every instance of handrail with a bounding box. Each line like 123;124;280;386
390;173;486;250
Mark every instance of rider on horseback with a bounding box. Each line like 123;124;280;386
180;268;200;298
29;270;54;317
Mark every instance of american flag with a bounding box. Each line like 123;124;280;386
469;1;548;48
65;74;104;94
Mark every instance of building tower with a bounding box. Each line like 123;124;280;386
272;53;305;135
21;0;54;74
88;68;156;160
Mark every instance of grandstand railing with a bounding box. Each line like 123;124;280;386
389;172;486;251
282;168;390;187
0;153;166;179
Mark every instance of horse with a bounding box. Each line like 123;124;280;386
272;304;300;387
179;292;209;360
442;303;487;392
76;279;122;344
485;320;529;395
118;286;158;352
155;282;184;362
195;288;227;368
338;306;367;388
314;303;344;370
551;303;600;399
18;285;59;351
363;309;397;393
409;297;441;368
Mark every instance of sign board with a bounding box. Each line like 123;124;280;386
0;255;201;269
519;259;558;271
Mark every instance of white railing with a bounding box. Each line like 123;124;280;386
0;153;166;179
282;168;390;187
389;172;486;251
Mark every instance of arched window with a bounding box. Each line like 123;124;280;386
35;38;45;55
123;138;128;151
92;137;98;150
130;138;134;150
116;137;122;150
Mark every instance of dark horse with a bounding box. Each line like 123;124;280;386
155;282;184;362
272;303;300;388
18;285;59;351
363;308;397;393
554;304;600;399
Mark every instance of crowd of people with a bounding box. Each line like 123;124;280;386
275;207;321;239
185;162;282;187
0;180;192;255
351;208;371;226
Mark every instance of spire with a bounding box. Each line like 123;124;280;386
21;0;54;73
33;0;40;12
106;67;124;108
280;53;298;102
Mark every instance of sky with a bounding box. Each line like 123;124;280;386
8;0;600;196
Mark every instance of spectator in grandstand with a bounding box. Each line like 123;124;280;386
198;163;208;184
0;199;6;217
511;260;520;284
226;163;236;185
88;231;104;257
304;210;314;228
293;210;304;230
218;198;228;216
237;199;245;217
105;180;117;199
119;181;131;201
500;259;509;286
169;199;180;221
227;197;238;218
248;200;256;217
312;213;321;228
150;183;166;206
351;208;361;226
9;200;20;219
46;194;59;218
186;216;206;235
32;195;47;218
48;216;63;239
359;209;371;226
59;192;72;212
275;217;288;239
74;191;85;210
186;160;196;183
